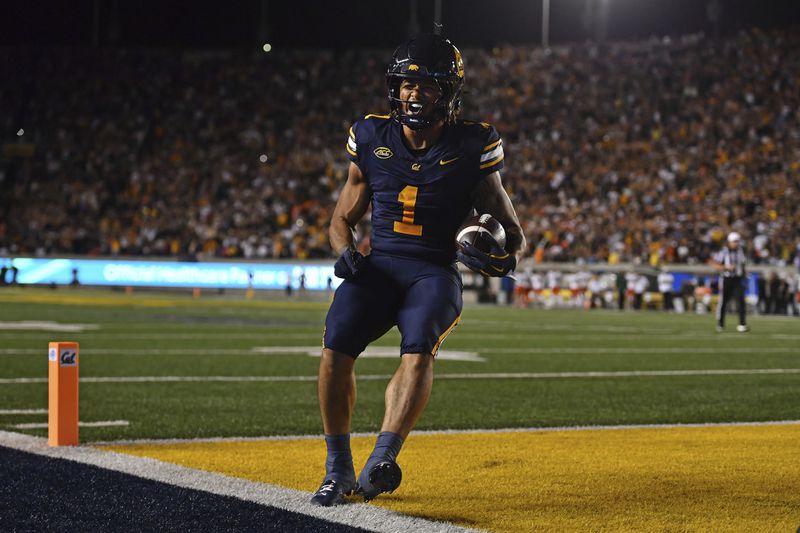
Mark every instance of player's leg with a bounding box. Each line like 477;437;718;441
357;264;461;501
736;278;749;331
716;277;729;330
318;349;356;436
311;349;357;506
353;352;433;502
312;259;399;506
381;353;434;438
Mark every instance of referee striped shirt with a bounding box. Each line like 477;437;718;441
714;246;746;277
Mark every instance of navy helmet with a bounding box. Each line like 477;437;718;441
386;33;465;130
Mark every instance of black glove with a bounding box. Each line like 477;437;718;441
334;248;365;280
457;235;516;277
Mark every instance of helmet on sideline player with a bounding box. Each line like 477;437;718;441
386;33;465;130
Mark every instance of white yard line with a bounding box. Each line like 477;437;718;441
2;368;800;385
89;419;800;447
0;328;322;342
488;347;800;354
0;321;100;332
252;346;485;362
0;408;47;415
10;420;129;429
0;431;481;533
0;348;272;355
1;346;798;357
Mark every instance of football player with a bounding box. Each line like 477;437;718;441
311;33;526;506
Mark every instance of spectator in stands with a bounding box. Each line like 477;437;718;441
2;29;799;266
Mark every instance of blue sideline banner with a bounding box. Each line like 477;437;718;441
670;271;758;297
1;257;340;291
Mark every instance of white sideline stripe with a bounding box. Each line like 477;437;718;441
10;420;129;429
0;331;796;343
0;333;322;341
89;420;800;446
2;368;800;385
253;346;486;362
0;431;480;533
1;347;798;357
0;321;100;332
491;347;800;354
0;408;47;415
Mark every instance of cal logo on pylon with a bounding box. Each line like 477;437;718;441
49;341;79;446
60;348;77;367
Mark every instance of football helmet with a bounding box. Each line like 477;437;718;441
386;33;465;130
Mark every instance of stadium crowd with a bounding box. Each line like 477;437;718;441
1;29;799;269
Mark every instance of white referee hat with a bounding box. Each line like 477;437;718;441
727;232;741;243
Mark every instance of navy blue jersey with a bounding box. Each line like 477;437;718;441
346;114;504;264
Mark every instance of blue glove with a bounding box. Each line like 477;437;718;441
334;248;365;280
457;235;516;277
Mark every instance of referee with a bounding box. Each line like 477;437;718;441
712;232;749;332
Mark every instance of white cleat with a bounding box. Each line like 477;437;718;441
736;325;750;333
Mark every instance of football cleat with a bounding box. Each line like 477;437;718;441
310;478;355;507
736;324;750;332
356;460;402;502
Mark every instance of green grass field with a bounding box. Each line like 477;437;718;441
1;287;799;442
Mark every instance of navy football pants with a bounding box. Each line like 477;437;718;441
323;253;462;358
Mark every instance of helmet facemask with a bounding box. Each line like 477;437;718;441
386;34;464;131
388;75;455;130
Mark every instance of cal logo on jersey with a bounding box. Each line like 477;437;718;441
374;147;394;159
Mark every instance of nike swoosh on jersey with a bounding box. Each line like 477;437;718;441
439;156;459;165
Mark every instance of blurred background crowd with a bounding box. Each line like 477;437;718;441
1;28;799;269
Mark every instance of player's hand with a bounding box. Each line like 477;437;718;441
457;235;516;278
334;248;365;280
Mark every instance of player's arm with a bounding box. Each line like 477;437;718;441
457;171;526;277
708;253;727;273
329;162;371;279
471;171;526;264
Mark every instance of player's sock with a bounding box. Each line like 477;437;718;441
358;431;403;487
324;433;355;486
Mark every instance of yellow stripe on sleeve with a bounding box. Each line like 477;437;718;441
479;153;505;170
483;139;501;152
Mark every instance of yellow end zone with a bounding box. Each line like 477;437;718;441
101;424;800;531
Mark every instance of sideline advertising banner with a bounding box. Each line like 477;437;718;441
2;258;340;291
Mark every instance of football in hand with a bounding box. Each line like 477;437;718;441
456;214;506;253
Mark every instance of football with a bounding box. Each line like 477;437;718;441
455;213;507;253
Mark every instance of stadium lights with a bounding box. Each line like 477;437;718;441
262;43;272;53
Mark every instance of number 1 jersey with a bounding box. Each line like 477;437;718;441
346;114;504;265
